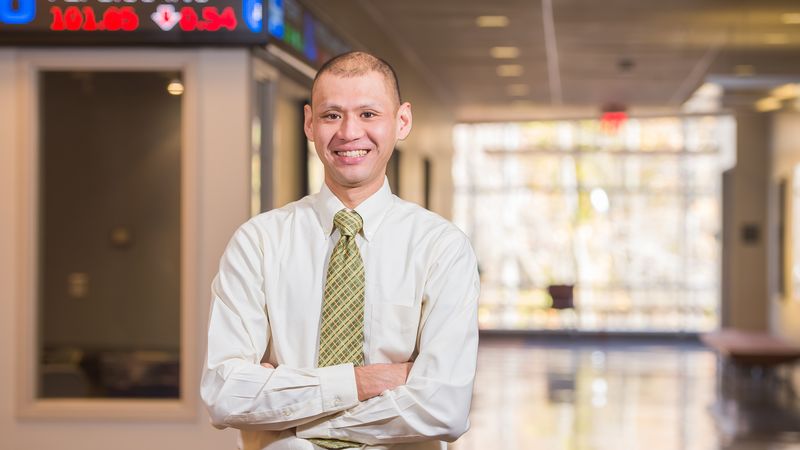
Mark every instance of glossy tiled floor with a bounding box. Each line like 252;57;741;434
450;336;800;450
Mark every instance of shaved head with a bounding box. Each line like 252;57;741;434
311;51;402;107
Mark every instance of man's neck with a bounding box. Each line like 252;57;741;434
326;176;384;209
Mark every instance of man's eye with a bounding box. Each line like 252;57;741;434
323;113;341;120
361;112;376;118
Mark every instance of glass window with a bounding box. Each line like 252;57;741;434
454;115;732;332
38;71;182;398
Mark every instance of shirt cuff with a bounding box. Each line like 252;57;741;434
318;363;359;412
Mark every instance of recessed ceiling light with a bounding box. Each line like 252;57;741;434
496;64;524;77
696;82;722;97
782;13;800;24
755;96;781;112
490;46;520;59
734;64;755;77
476;16;509;28
507;84;530;96
772;83;800;100
167;79;184;96
765;33;790;45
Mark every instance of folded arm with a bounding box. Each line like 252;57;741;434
200;223;359;431
296;233;481;444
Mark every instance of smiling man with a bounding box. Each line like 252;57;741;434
201;51;480;450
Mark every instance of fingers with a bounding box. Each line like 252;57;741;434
403;362;413;379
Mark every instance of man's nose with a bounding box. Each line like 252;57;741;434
336;115;364;141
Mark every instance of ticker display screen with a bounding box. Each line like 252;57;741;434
266;0;348;68
0;0;267;44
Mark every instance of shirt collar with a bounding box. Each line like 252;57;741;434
313;177;394;242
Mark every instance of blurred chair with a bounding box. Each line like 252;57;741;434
547;284;574;310
547;284;578;330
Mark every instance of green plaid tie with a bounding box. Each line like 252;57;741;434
309;209;365;450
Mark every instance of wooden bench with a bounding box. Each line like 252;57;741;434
701;329;800;366
702;328;800;401
701;329;800;440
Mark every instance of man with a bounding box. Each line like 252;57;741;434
200;51;480;450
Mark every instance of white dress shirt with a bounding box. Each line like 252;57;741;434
201;178;480;450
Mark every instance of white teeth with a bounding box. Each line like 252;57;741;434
339;150;368;157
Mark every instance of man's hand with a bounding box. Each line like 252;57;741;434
261;361;412;402
354;362;413;401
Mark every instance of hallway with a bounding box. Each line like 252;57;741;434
3;1;800;448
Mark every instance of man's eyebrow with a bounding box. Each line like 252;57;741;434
316;102;385;111
317;102;343;110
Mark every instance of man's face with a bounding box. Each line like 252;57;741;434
304;71;412;192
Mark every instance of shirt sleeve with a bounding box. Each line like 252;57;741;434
200;221;360;431
296;231;480;444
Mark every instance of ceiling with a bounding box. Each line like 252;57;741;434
317;0;800;121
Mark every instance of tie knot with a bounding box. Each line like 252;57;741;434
334;210;363;237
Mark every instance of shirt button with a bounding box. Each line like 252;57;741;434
334;396;341;406
283;410;291;417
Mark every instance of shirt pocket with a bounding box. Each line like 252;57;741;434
372;300;420;333
369;301;420;363
369;274;421;334
366;261;424;362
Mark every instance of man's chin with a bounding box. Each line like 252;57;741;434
327;173;381;190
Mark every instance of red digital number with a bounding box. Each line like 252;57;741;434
179;7;198;31
221;7;237;30
82;6;99;31
120;6;138;31
200;7;219;31
201;7;236;31
49;6;138;32
103;7;121;31
64;6;82;31
50;6;65;31
177;6;238;32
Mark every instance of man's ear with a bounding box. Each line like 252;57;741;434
396;102;413;141
303;103;314;141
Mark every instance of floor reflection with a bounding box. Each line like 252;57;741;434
450;335;800;450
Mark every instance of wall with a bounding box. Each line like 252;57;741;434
770;111;800;343
723;96;771;332
0;48;19;447
272;75;309;208
0;48;249;449
721;92;800;342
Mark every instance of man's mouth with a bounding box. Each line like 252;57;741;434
334;149;369;158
